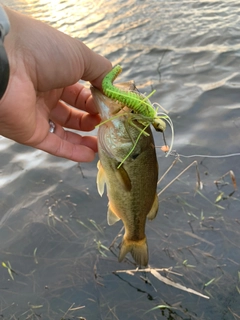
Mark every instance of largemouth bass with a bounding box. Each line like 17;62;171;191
91;82;159;266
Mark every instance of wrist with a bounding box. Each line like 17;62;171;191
0;5;10;99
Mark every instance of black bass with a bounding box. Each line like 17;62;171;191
91;82;159;266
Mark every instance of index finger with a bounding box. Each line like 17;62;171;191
78;44;112;89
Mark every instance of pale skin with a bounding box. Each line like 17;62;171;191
0;6;112;162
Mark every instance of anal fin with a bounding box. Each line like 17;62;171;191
107;204;120;225
147;194;159;220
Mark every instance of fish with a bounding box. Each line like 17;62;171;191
91;81;159;266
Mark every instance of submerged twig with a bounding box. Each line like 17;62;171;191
214;170;237;190
114;267;209;299
158;160;202;197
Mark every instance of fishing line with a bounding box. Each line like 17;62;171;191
176;153;240;159
158;149;240;159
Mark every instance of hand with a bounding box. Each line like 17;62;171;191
0;7;112;162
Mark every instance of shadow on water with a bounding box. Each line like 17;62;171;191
1;0;240;319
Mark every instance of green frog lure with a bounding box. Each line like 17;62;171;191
100;64;174;161
103;65;172;131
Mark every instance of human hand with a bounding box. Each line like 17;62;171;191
0;7;112;162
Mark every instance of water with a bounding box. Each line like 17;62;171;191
1;0;240;319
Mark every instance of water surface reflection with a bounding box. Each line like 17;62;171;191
1;0;240;319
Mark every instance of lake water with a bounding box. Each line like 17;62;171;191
1;0;240;319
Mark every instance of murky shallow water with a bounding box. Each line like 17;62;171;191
1;0;240;319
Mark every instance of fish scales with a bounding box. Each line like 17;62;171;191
91;82;159;266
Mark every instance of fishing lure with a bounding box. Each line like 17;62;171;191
98;65;174;166
102;65;166;132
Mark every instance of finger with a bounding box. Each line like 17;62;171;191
50;100;101;131
61;83;99;114
75;43;112;89
54;124;98;152
54;125;97;152
35;126;98;162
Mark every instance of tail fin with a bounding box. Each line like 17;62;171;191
118;237;148;266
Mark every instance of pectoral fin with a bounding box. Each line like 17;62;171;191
115;165;132;191
147;194;159;220
97;161;106;196
107;204;120;225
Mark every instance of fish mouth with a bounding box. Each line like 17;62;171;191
91;81;138;119
91;86;122;119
